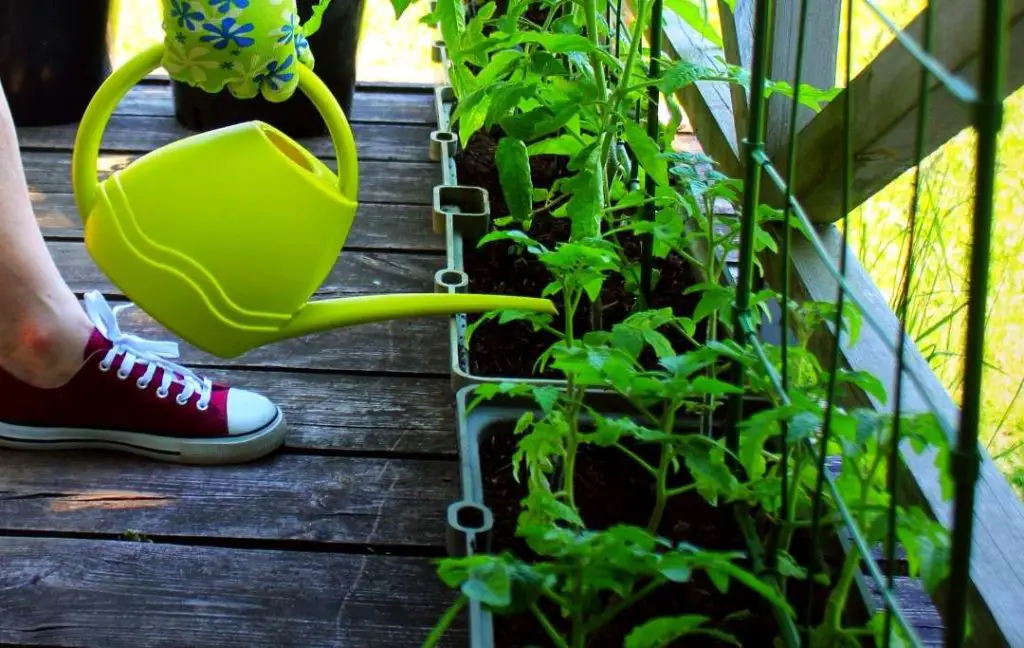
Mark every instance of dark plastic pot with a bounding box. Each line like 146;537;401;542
0;0;112;126
171;0;366;138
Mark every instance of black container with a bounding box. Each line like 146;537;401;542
172;0;365;138
0;0;112;126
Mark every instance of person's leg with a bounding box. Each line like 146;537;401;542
0;79;286;465
0;78;94;388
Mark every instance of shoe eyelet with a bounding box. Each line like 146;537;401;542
197;401;210;412
98;361;111;372
156;388;169;399
116;369;130;380
136;378;149;390
176;394;189;406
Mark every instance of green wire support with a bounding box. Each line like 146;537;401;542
884;0;935;643
946;1;1006;646
640;0;665;306
727;0;772;457
725;0;1008;644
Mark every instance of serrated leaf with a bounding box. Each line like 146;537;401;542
461;562;510;608
622;119;669;186
496;137;534;222
564;154;601;239
512;32;597;53
657;61;710;94
528;134;584;156
663;0;723;48
626;615;730;648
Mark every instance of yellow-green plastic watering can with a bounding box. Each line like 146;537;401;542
71;44;556;359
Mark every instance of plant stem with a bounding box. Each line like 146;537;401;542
823;546;862;631
530;601;570;648
422;594;467;648
616;442;658;476
647;408;677;533
587;577;664;634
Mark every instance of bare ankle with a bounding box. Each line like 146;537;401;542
0;309;94;388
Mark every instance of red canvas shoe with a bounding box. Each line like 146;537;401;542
0;291;286;465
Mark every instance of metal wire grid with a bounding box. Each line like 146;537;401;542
725;0;1007;646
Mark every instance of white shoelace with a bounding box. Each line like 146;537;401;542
83;290;213;410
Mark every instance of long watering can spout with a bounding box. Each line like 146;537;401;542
278;293;558;340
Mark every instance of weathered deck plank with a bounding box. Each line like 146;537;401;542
50;241;443;298
18;115;433;162
0;452;457;547
86;301;449;374
0;537;464;648
117;83;436;125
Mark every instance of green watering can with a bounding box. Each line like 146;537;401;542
71;44;556;359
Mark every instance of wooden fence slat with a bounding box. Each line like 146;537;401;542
0;537;464;648
116;84;436;125
48;241;442;298
17;115;434;162
0;452;457;547
784;0;1024;222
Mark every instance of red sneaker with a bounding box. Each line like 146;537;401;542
0;291;286;464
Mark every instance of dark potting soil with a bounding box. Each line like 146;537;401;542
476;422;862;647
455;127;706;379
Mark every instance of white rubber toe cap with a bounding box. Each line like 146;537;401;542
226;388;280;435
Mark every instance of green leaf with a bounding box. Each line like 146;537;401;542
691;376;744;396
663;0;723;48
477;49;522;86
462;562;511;608
626;615;740;648
564;152;602;239
622;119;669;186
512;32;597;53
496;137;534;222
837;369;889;405
657;61;711;94
528;134;584;157
436;0;465;56
389;0;417;19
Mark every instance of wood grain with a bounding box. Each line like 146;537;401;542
49;241;443;298
21;150;440;204
864;577;945;647
0;537;464;647
190;370;456;454
115;83;436;125
783;0;1024;222
0;452;457;547
83;299;450;375
17;114;434;162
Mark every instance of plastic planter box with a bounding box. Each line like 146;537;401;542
429;83;567;391
443;385;878;647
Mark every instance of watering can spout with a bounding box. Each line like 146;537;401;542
277;293;558;340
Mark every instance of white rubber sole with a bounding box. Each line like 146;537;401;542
0;408;287;465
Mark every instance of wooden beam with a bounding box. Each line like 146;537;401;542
762;226;1024;648
783;0;1024;222
717;0;753;141
762;0;841;159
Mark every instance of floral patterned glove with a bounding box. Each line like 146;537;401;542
161;0;331;102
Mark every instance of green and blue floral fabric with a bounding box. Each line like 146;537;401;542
161;0;330;102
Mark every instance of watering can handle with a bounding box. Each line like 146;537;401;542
71;43;359;222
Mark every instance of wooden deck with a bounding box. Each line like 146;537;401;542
1;79;466;647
